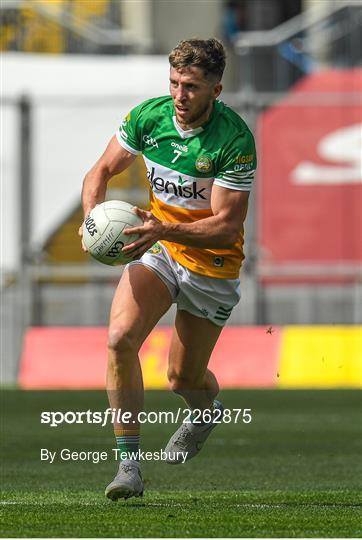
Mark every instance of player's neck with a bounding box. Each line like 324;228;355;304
176;101;214;131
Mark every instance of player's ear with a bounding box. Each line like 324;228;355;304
214;82;222;99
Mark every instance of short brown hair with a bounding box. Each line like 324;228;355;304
169;38;226;81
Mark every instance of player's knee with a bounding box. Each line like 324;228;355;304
108;325;138;355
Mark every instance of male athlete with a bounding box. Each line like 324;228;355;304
80;38;256;501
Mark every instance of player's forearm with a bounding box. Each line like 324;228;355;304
81;140;136;218
81;166;110;218
161;215;239;249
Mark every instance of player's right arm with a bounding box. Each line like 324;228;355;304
79;135;136;249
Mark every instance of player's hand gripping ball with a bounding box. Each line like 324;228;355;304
82;200;143;265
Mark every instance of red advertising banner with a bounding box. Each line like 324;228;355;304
258;69;362;283
18;326;362;389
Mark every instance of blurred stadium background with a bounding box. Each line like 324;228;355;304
1;0;361;390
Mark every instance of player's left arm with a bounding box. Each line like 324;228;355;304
122;185;249;257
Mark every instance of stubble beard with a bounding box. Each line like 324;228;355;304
176;99;213;129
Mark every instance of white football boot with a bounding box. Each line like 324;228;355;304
105;459;144;501
164;400;224;464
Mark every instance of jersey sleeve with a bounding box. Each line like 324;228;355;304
214;129;257;191
115;103;144;155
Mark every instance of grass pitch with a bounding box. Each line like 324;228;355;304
1;389;361;537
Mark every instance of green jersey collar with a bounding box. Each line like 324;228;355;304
172;116;204;139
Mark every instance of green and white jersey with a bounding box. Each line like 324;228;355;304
116;95;256;278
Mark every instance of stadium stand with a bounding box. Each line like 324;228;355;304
0;0;131;54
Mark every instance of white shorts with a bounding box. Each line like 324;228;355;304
127;242;241;327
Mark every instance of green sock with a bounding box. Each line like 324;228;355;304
114;429;140;461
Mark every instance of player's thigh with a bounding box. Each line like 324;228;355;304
168;310;223;383
109;264;173;350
